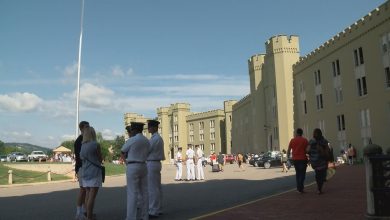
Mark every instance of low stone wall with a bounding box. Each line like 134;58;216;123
4;163;74;177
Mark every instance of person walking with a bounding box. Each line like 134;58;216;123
74;121;89;220
80;126;103;220
185;145;195;181
281;149;288;173
287;128;309;193
237;153;245;170
347;144;355;165
195;145;205;180
146;120;165;218
307;128;330;194
175;147;183;181
217;152;225;172
121;122;151;220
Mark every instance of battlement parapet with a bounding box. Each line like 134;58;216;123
186;109;225;121
294;1;389;70
265;35;300;55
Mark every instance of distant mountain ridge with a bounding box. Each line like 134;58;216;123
4;142;51;153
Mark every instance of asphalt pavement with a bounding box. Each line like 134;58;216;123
0;163;316;220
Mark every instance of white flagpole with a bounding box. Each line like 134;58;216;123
76;0;85;139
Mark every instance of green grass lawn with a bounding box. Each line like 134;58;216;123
0;163;126;185
0;163;71;185
104;163;126;176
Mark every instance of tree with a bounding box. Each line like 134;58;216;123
0;140;4;154
112;135;125;160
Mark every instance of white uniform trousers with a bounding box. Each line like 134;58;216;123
175;162;183;180
126;163;148;220
147;161;162;216
186;159;195;180
196;159;204;180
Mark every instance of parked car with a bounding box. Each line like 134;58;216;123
0;155;7;162
28;151;48;162
256;151;282;169
249;154;263;166
225;154;236;164
8;152;28;162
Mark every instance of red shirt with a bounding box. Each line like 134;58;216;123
288;136;309;160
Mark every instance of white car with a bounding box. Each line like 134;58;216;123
28;151;48;162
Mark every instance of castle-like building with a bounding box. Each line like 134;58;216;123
124;102;235;162
125;0;390;161
231;35;300;154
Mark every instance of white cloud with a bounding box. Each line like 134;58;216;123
80;83;115;108
2;131;32;139
0;92;43;112
64;62;78;76
148;74;220;80
61;134;75;141
111;65;134;77
100;129;118;140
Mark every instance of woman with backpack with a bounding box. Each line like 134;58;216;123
306;128;330;195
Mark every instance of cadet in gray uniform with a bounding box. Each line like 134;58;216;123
121;122;151;220
146;120;165;218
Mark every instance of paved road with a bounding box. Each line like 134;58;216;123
0;163;314;220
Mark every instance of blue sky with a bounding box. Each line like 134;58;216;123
0;0;385;148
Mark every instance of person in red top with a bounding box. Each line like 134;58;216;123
287;128;309;193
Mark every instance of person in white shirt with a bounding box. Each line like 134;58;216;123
146;120;165;218
185;145;195;181
121;122;150;220
175;147;183;181
195;145;205;180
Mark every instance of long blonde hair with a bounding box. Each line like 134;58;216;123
82;126;96;143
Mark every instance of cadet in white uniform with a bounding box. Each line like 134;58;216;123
121;122;150;220
146;120;165;218
175;147;183;181
195;145;205;180
185;145;195;181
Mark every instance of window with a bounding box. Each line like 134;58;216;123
174;136;178;142
316;94;323;110
337;114;346;131
211;143;215;151
200;144;204;151
199;121;204;129
357;76;368;96
360;109;371;128
335;87;343;104
190;135;194;142
169;137;172;144
354;47;364;66
318;120;325;134
210;120;215;128
174;115;178;122
273;127;279;140
200;134;204;141
189;123;194;131
303;100;307;114
385;67;390;88
210;132;215;140
229;115;232;122
174;125;178;132
314;70;321;85
332;60;341;77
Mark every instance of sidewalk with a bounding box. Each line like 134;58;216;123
196;165;366;220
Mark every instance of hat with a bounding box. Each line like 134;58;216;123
147;120;160;127
130;122;145;130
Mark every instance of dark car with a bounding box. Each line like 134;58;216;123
249;154;262;167
256;151;282;169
